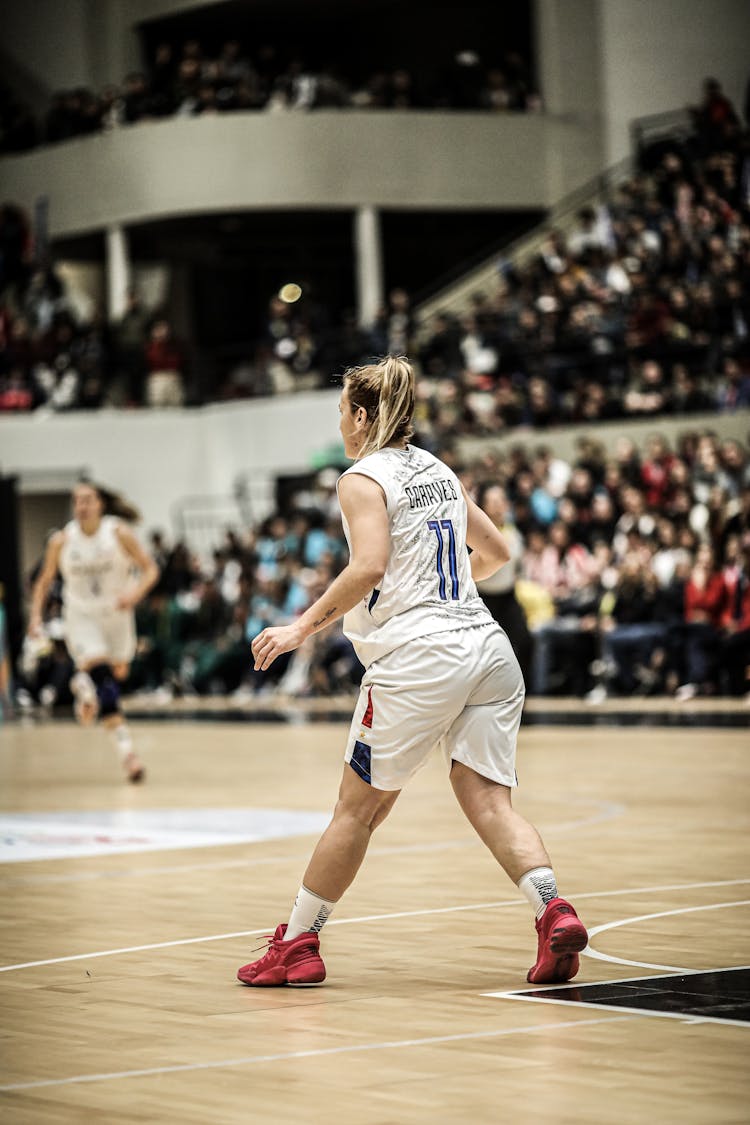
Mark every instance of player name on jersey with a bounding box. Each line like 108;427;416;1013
404;477;458;509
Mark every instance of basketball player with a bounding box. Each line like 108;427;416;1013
237;356;587;987
27;481;159;782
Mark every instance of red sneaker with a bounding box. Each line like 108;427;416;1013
237;924;326;986
123;751;146;784
527;898;588;984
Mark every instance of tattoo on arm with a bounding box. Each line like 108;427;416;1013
311;607;336;628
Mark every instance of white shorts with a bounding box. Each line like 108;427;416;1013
344;621;524;791
63;608;137;668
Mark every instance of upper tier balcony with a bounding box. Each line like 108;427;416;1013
0;109;603;238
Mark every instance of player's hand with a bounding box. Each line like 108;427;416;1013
251;623;305;671
27;616;43;638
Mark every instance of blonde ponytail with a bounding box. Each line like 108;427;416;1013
344;355;415;458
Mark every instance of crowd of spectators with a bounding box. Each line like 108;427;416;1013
16;425;750;712
463;429;750;701
2;77;749;418
5;75;750;704
412;81;750;444
0;211;189;411
0;40;539;156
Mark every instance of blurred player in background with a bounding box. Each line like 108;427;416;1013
27;480;159;782
237;355;587;988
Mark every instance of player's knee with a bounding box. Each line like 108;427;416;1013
88;663;121;718
336;792;396;833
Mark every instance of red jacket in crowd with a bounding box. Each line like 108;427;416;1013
684;571;727;627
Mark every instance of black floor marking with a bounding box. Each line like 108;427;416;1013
505;968;750;1025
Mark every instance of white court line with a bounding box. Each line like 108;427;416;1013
0;901;520;973
491;964;750;992
581;900;750;972
482;993;750;1030
0;800;628;884
1;878;748;974
0;838;479;886
0;1014;628;1092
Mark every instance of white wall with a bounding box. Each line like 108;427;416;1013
534;0;750;171
598;0;750;164
0;391;343;553
534;0;607;199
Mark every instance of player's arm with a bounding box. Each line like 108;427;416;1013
115;524;161;609
251;473;389;671
461;484;511;581
27;532;64;635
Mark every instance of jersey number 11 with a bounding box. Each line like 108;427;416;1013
427;519;459;601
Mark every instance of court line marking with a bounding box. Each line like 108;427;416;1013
0;878;747;974
0;841;484;886
484;964;750;1028
482;993;750;1030
581;900;750;972
0;1014;628;1092
490;963;750;992
0;800;627;882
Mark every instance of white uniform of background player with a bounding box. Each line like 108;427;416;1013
28;482;159;783
60;515;138;669
340;445;523;791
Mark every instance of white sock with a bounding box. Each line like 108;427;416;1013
109;722;133;764
285;884;337;941
517;866;559;920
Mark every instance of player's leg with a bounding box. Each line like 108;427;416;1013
101;615;145;783
237;635;462;987
106;661;145;782
64;612;107;726
237;766;399;987
70;661;104;726
81;660;144;783
450;761;587;984
300;764;400;905
450;762;549;880
447;623;587;984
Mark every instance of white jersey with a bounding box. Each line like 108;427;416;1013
59;516;133;615
339;444;493;667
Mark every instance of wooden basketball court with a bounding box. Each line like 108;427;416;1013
1;699;748;1123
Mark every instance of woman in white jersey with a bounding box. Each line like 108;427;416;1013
237;357;587;987
28;481;159;783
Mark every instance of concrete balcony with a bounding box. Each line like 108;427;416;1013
0;110;602;238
